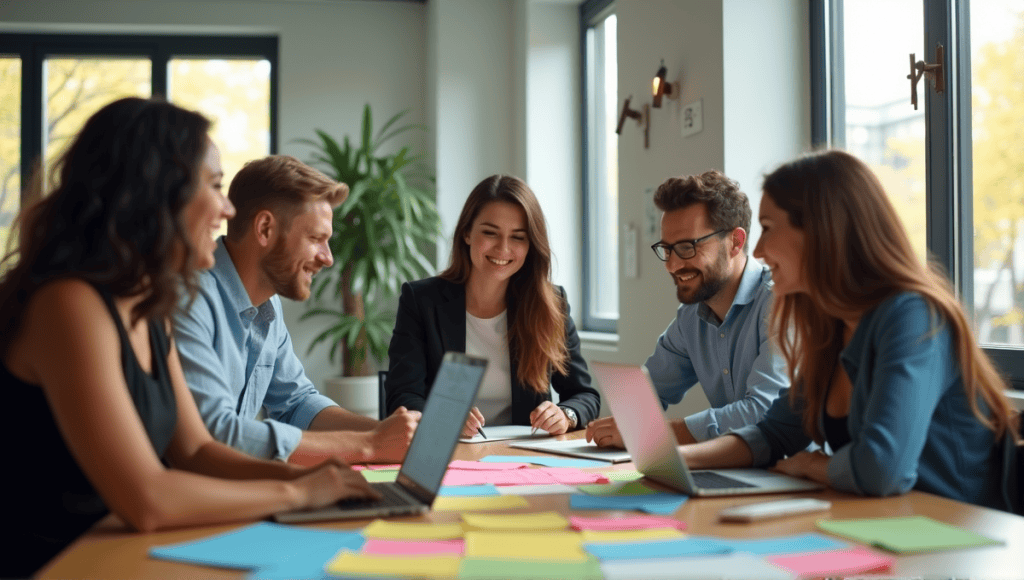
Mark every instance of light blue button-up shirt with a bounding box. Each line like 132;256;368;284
644;257;788;441
174;238;337;460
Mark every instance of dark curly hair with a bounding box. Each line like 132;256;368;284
653;170;751;250
0;96;210;356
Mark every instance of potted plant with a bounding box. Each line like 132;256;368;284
297;104;441;416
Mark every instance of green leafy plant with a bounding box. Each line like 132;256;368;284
297;104;441;376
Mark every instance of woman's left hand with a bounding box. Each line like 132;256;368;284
770;450;831;485
530;401;570;435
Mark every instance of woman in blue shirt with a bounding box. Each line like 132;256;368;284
681;150;1019;510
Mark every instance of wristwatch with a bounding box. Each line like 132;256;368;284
559;406;579;430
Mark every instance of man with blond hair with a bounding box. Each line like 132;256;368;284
175;155;419;465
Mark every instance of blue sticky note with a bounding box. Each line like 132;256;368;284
718;532;848;555
584;537;732;561
437;484;500;496
570;492;688;515
150;522;364;578
480;454;610;468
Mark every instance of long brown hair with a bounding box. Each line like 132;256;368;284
0;97;210;357
762;149;1017;443
440;175;568;394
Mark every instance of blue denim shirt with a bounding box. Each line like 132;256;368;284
644;258;788;441
732;292;1003;508
173;238;337;460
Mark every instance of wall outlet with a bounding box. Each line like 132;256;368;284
681;99;703;138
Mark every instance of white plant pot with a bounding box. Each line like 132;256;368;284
322;375;379;419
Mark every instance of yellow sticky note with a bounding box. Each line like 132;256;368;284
326;551;460;579
433;495;529;512
462;511;568;531
464;531;588;561
361;519;465;540
581;528;686;543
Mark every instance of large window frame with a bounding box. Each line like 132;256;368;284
812;0;1024;389
0;32;279;207
579;0;617;334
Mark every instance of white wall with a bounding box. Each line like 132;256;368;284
589;0;809;420
0;0;428;389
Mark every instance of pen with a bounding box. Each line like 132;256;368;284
477;426;488;439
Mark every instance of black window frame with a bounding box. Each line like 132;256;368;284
811;0;1024;389
0;32;279;204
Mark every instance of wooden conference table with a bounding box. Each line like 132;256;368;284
38;433;1024;579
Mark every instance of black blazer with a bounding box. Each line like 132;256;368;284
384;277;600;428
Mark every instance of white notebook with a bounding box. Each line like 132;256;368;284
458;424;551;443
509;438;631;463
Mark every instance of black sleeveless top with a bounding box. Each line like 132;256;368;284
2;290;178;578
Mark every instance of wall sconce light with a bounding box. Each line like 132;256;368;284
652;59;679;108
616;95;649;149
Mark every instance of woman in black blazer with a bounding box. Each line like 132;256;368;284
385;175;599;435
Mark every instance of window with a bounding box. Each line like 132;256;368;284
581;0;618;333
0;33;278;251
813;0;1024;387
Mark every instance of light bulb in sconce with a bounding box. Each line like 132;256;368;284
652;58;680;108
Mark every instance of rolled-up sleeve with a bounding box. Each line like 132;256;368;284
729;387;812;467
262;308;337;432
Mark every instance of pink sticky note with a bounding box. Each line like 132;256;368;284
569;515;687;531
350;465;367;471
534;467;609;485
441;466;609;487
768;546;894;577
448;460;529;470
361;539;465;556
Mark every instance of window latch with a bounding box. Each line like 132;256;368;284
907;44;944;110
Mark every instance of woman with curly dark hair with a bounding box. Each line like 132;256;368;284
1;97;377;577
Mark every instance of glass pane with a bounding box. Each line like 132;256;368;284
169;58;271;195
0;57;20;258
586;13;619;321
842;0;927;263
44;58;151;181
970;0;1024;347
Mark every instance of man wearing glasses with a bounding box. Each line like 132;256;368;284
587;170;788;448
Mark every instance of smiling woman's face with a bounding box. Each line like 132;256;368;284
464;201;530;285
182;141;235;270
753;193;807;296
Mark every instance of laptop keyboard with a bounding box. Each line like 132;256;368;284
336;482;414;509
691;471;757;489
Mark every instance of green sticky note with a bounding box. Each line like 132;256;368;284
457;556;604;580
577;480;656;496
604;469;643;482
361;469;399;483
816;515;1002;553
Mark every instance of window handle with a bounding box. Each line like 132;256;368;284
907;44;944;110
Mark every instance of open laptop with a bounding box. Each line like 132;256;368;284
274;352;488;523
592;361;822;497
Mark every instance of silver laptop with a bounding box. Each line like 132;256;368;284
274;352;488;523
592;361;822;497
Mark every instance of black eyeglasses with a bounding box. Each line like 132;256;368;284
650;229;728;261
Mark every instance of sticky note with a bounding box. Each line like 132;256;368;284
600;552;795;580
360;469;399;483
437;484;500;497
432;495;529;511
360;538;464;556
361;520;465;540
719;533;847;555
603;469;644;482
464;531;588;561
569;515;687;531
449;459;529;470
816;515;1002;553
325;552;460;579
581;528;686;543
768;545;895;577
570;492;688;514
577;480;657;496
584;537;731;561
458;556;605;579
462;511;568;531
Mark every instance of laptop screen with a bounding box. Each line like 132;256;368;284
397;352;488;499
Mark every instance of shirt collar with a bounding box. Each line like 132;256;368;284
696;256;768;324
209;237;273;324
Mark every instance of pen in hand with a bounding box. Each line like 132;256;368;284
477;426;488;439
